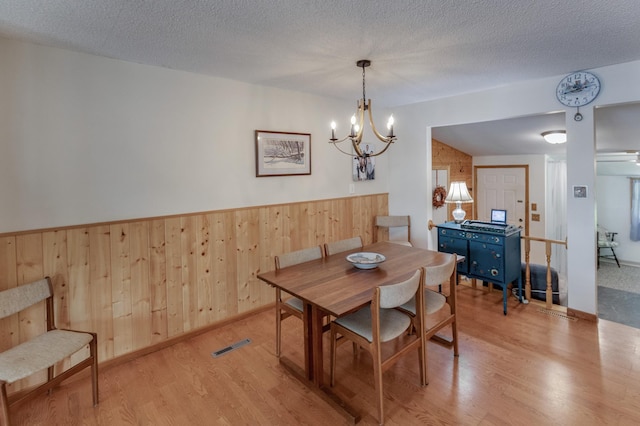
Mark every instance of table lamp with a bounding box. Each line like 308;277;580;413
445;181;473;223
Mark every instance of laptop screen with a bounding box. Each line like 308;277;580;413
490;209;507;224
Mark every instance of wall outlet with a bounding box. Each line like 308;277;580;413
531;213;540;222
349;183;355;194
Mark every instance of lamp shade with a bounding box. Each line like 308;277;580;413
444;181;473;223
445;182;473;203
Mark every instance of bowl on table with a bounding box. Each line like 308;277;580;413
346;252;386;269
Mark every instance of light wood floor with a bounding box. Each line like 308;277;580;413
10;284;640;425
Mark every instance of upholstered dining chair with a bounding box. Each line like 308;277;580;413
374;215;412;246
329;269;426;424
0;277;98;426
597;225;620;268
398;253;458;383
274;245;324;357
324;236;363;256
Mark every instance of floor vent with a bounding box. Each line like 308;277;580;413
536;308;576;321
211;338;252;358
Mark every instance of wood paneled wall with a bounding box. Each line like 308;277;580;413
432;138;473;220
0;194;388;392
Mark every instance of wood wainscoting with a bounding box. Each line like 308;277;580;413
0;193;388;394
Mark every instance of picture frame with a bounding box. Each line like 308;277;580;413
352;144;376;181
573;185;588;198
255;130;311;177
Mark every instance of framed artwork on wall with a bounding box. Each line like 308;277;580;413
352;144;375;181
255;130;311;177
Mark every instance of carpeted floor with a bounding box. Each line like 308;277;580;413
598;262;640;328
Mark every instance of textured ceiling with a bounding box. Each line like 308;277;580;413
2;0;640;162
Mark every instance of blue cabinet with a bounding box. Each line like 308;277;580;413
436;221;523;315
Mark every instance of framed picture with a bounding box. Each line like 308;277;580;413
255;130;311;177
573;185;588;198
352;144;375;181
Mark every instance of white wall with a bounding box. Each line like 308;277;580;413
0;37;389;233
596;175;639;265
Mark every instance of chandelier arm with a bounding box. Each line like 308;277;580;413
352;140;364;157
366;99;393;143
330;142;357;156
366;141;394;157
330;135;354;144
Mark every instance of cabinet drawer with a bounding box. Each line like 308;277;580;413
469;241;504;281
438;236;469;274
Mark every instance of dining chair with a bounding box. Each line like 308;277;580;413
274;245;324;357
398;253;458;384
597;225;620;268
0;277;98;426
374;215;412;246
329;269;426;424
324;236;363;256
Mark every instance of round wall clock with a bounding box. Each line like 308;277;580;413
556;71;601;107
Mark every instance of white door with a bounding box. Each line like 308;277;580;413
476;167;527;233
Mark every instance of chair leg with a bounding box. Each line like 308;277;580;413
612;249;620;267
1;381;10;426
372;346;385;425
275;290;282;357
452;318;459;357
90;335;99;406
330;328;337;387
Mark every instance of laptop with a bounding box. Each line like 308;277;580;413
490;209;507;225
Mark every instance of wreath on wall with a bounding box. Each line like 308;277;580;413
432;186;447;209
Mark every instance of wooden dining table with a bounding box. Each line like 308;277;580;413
257;241;452;420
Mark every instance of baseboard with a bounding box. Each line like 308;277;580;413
566;307;598;322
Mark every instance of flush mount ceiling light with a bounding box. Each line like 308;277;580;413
541;130;567;144
329;60;396;157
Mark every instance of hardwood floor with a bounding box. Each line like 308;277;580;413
10;284;640;425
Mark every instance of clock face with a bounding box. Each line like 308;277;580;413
556;71;601;107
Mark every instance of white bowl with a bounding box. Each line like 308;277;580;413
346;252;386;269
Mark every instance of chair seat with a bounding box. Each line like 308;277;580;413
0;329;93;383
598;241;619;248
399;289;447;316
284;297;303;312
334;307;411;343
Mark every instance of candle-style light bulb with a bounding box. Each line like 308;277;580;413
350;114;357;137
330;121;336;140
387;115;395;137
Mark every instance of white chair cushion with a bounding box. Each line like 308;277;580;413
599;241;619;248
284;297;303;312
399;289;447;316
0;329;93;383
334;307;411;343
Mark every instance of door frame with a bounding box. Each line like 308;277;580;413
474;165;530;236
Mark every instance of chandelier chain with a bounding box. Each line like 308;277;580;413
362;64;366;101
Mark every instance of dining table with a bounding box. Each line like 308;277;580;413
257;241;453;423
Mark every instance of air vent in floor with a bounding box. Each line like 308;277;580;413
211;338;252;358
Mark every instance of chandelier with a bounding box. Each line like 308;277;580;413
329;60;397;157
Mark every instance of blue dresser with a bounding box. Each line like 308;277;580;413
436;221;523;315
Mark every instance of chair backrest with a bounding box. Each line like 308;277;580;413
275;245;323;269
378;269;423;309
424;253;457;287
375;215;410;243
0;278;52;319
324;236;363;256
